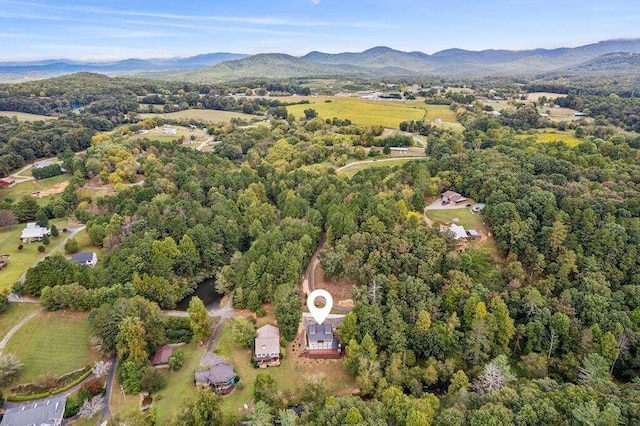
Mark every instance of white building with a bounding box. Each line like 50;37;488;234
20;222;50;243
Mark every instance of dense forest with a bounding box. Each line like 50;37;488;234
2;73;640;425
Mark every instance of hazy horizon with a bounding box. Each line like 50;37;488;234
0;0;638;61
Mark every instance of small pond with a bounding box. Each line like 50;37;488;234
175;278;222;311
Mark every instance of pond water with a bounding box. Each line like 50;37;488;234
175;278;222;311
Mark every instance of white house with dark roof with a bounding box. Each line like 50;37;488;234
254;324;281;367
306;323;341;358
0;395;66;426
70;252;98;267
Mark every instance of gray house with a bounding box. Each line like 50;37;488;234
306;323;340;358
0;396;66;426
195;362;238;395
70;252;98;267
254;324;281;367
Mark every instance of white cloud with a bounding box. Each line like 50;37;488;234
311;0;320;5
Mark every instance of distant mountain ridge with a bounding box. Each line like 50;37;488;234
2;39;640;82
0;53;248;81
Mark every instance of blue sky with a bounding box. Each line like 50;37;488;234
0;0;638;61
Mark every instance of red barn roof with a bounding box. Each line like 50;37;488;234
151;346;174;366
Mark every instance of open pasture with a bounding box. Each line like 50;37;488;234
0;111;56;122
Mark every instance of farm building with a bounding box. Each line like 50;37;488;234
254;324;281;367
151;345;174;368
70;252;98;267
0;396;66;426
441;191;468;205
389;147;409;153
0;177;16;188
20;222;50;243
195;362;238;394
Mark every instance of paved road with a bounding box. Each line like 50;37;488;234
335;156;426;173
97;355;117;425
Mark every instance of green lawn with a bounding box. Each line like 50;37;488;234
153;344;206;423
0;174;68;204
214;321;356;419
0;218;74;291
139;109;258;123
2;311;99;386
0;303;38;341
108;344;206;424
52;228;106;261
0;111;57;122
340;158;427;178
425;207;484;229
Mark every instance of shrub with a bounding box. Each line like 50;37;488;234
64;238;79;254
64;398;81;418
42;235;50;246
51;225;59;237
140;367;166;394
17;244;23;251
0;353;23;383
168;350;184;372
37;245;45;253
82;377;104;396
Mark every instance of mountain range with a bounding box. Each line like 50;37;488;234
1;39;640;82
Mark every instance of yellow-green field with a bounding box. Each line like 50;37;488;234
526;92;568;102
286;96;427;128
0;111;57;122
2;311;99;386
339;158;427;178
516;130;581;147
139;109;258;123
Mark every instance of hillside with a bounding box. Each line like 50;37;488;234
3;38;640;83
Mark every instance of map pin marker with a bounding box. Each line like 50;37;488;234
307;289;333;325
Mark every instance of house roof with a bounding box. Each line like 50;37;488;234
210;362;236;383
20;223;50;240
446;224;468;240
70;252;96;263
151;345;173;365
467;229;481;237
0;177;15;184
307;323;334;344
442;190;468;203
255;325;280;357
1;396;66;426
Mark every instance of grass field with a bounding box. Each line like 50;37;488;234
2;311;99;386
526;92;568;102
516;130;581;147
286;96;427;128
139;109;258;123
109;343;207;424
0;303;38;342
425;207;484;230
214;321;356;419
339;158;427;178
0;111;56;122
0;218;76;290
0;174;68;204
